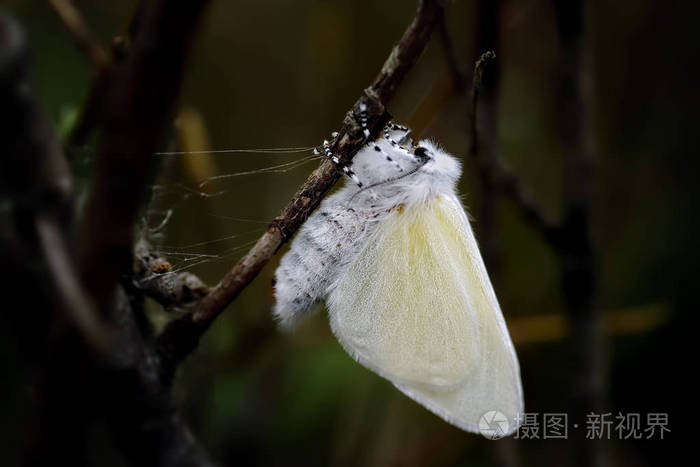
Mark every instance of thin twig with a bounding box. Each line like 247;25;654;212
65;1;143;149
47;0;110;71
406;12;466;136
464;0;506;284
156;0;453;381
468;51;560;243
468;50;496;155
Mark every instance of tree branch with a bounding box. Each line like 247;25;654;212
156;0;453;382
47;0;110;72
467;51;496;152
76;0;212;315
47;0;120;150
468;51;561;244
435;14;559;250
2;9;217;465
64;2;145;149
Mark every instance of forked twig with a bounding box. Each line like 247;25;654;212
468;51;560;244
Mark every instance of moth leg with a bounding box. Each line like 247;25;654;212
359;102;371;139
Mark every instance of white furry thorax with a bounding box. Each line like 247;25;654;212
339;138;462;213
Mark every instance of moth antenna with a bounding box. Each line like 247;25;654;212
323;140;364;188
153;146;315;156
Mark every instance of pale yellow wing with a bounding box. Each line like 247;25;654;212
327;195;523;433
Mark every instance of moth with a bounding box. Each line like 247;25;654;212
273;117;523;435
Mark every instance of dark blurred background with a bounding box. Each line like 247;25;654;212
1;0;697;466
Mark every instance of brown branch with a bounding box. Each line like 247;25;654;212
369;0;452;105
64;2;143;149
464;9;520;464
76;0;212;314
47;1;144;150
156;0;453;381
468;50;496;155
467;51;496;159
466;2;502;274
433;12;558;253
468;51;561;244
99;287;220;467
47;0;110;72
405;12;464;137
2;9;218;465
0;15;97;463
